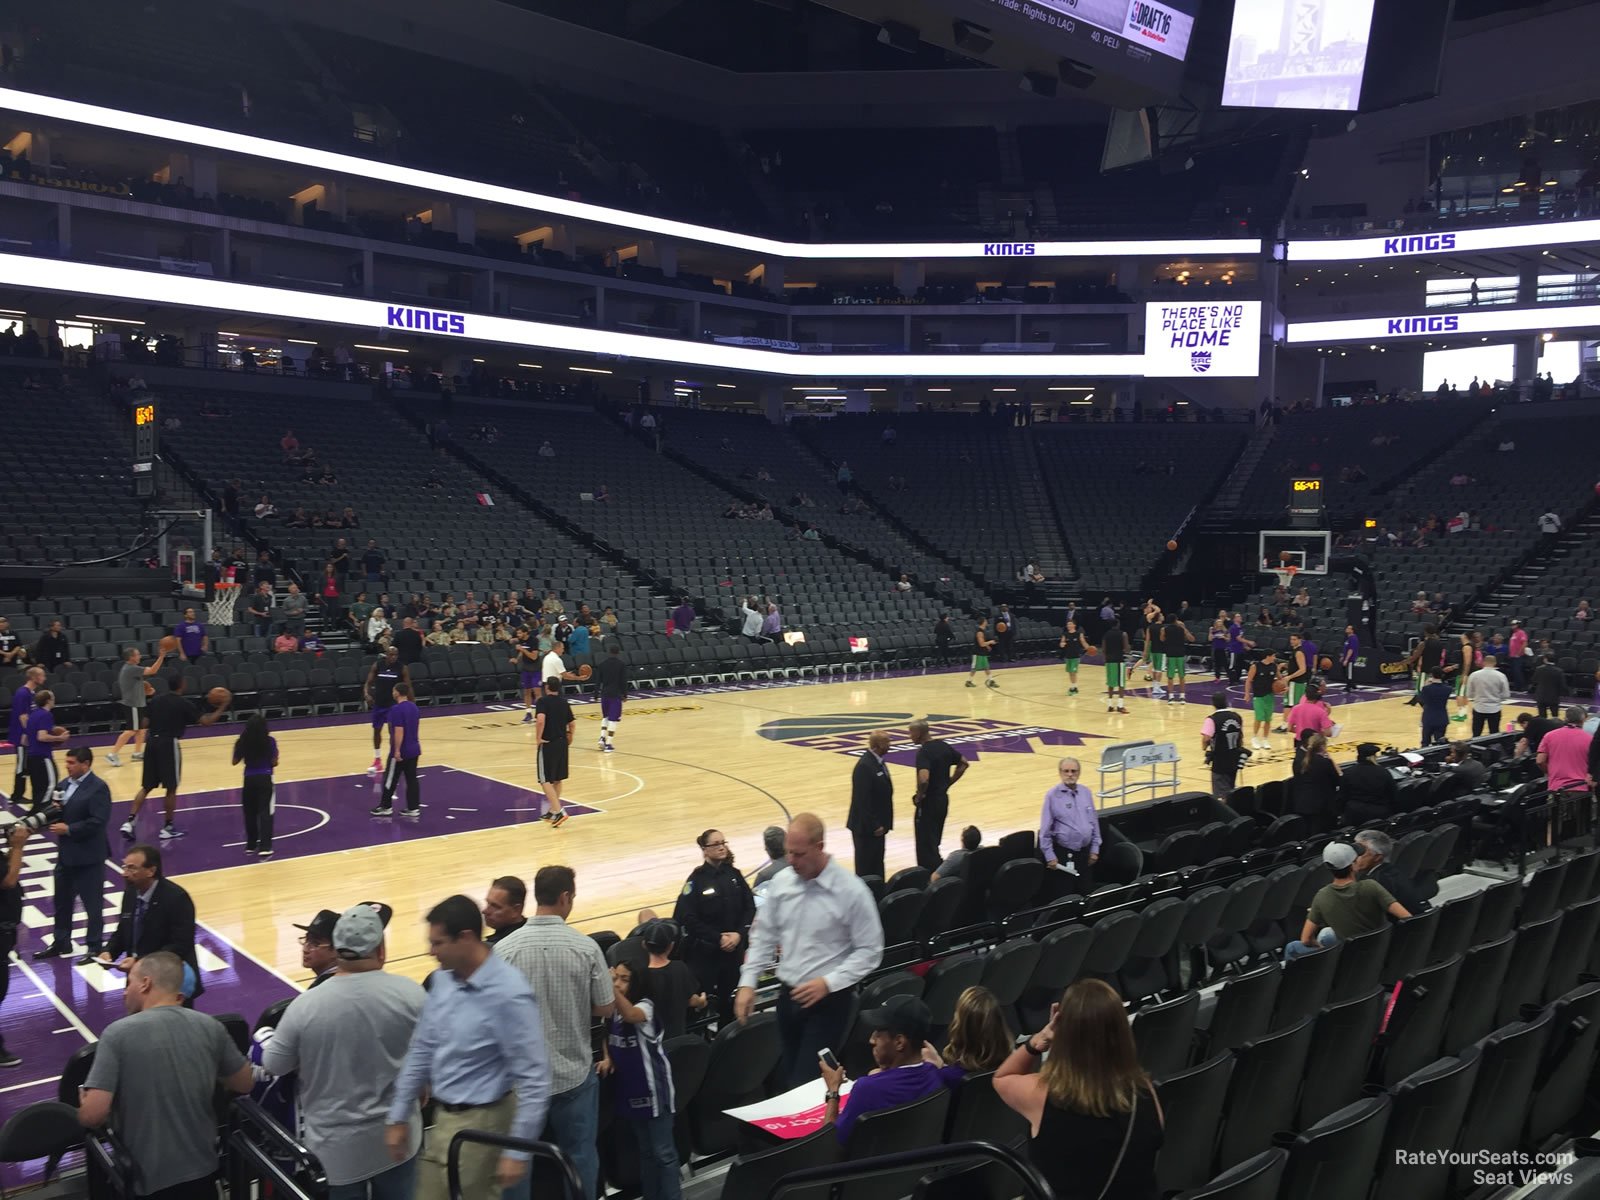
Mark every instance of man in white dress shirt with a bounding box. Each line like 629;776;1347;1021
734;813;885;1087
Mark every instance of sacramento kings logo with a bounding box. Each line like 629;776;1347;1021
1190;350;1213;373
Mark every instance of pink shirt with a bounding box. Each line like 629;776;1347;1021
1509;628;1528;657
1541;725;1593;792
1288;698;1333;739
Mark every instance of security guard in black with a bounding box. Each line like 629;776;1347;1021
672;835;755;1021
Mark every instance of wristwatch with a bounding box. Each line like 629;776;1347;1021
1025;1040;1046;1057
825;1091;841;1102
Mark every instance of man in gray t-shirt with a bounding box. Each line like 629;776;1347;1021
80;953;252;1197
107;645;169;769
263;905;426;1192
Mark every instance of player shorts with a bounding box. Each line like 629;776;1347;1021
1147;653;1165;673
1252;696;1276;723
1105;662;1125;689
519;671;542;691
1454;675;1467;698
371;704;393;730
1289;681;1307;706
124;705;146;731
1166;655;1186;680
141;738;182;792
971;655;990;671
1063;656;1080;671
537;741;570;785
600;696;623;722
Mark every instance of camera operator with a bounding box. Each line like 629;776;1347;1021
0;824;27;1066
32;746;112;964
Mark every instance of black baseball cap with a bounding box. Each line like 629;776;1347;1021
293;909;340;943
861;994;931;1044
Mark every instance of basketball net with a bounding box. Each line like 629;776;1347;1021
1271;568;1296;590
208;582;241;626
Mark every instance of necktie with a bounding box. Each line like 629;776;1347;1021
132;898;147;949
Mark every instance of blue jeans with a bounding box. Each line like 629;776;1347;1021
502;1071;598;1200
329;1156;418;1200
1284;927;1338;962
626;1113;682;1200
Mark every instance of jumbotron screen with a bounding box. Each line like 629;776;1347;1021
1221;0;1378;111
970;0;1200;92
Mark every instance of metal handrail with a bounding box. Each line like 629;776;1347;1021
226;1096;328;1200
447;1129;583;1200
767;1138;1056;1200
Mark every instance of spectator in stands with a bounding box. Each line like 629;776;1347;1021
394;617;425;667
819;994;953;1145
342;506;360;528
739;598;765;642
483;877;527;946
993;978;1162;1197
1539;507;1563;535
493;866;612;1200
932;825;982;883
1411;591;1430;615
1039;759;1100;892
221;479;243;534
751;825;789;889
362;541;387;587
389;896;551;1200
1443;742;1488;790
1466;655;1511;737
347;592;374;638
597;951;685;1200
366;608;391;648
1290;733;1341;832
273;630;300;655
1532;653;1566;720
1538;706;1594;793
1578;600;1594;624
245;583;274;638
1285;842;1410;961
280;429;299;460
895;574;912;592
736;813;884;1087
294;909;341;988
1508;620;1530;690
760;603;782;639
1339;743;1397;827
33;619;71;671
280;582;308;638
538;439;556;459
253;550;277;588
78;953;253;1193
254;494;277;521
1354;830;1427;915
263;904;425;1200
921;985;1012;1082
1516;711;1563;756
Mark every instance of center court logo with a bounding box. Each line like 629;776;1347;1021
757;711;1105;766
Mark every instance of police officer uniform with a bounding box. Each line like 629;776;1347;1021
672;858;754;1020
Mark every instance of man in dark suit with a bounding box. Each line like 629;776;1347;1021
34;746;112;964
98;842;202;1003
847;731;894;879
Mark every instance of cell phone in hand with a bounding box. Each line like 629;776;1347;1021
818;1047;840;1072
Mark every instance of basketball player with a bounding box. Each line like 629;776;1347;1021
1200;691;1246;799
510;629;542;724
1225;612;1252;683
1059;620;1091;695
1209;618;1227;681
121;676;227;841
173;607;208;665
1284;633;1313;713
1102;621;1128;713
22;689;68;810
535;677;575;827
1142;600;1166;697
966;619;998;689
106;646;170;767
1339;624;1360;693
596;642;627;752
362;646;410;775
8;665;45;803
1453;632;1475;722
1405;625;1444;703
1159;613;1193;705
1243;650;1281;749
371;681;421;818
541;636;578;692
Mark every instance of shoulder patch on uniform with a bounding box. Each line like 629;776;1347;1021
681;881;693;896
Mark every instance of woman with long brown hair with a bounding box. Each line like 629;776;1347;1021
994;979;1163;1200
922;985;1012;1079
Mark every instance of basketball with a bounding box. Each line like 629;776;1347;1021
207;686;232;708
1166;539;1178;552
995;621;1008;635
159;634;180;653
1272;678;1287;694
1279;550;1292;563
1319;656;1333;670
576;664;593;680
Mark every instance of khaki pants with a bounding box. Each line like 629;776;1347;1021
416;1093;516;1200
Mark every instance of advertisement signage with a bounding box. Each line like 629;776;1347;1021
1286;304;1600;344
1286;219;1600;263
1142;301;1262;376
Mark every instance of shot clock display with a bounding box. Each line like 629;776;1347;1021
132;398;158;498
1288;477;1324;519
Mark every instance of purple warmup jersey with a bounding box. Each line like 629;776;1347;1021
1301;639;1318;671
243;736;278;778
1343;634;1360;664
389;700;421;759
1226;622;1246;654
176;620;206;656
608;1001;675;1119
24;707;54;758
9;686;33;744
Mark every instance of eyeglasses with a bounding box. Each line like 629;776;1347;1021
297;937;330;948
703;841;728;849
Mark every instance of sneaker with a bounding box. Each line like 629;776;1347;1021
1118;705;1129;714
1273;725;1289;734
522;711;534;724
550;811;568;828
1068;687;1078;695
106;752;122;767
540;811;554;822
986;679;999;689
602;744;615;753
1107;703;1115;712
0;1049;22;1068
369;804;393;817
1152;687;1167;697
367;759;381;775
119;820;135;839
965;680;977;688
130;752;143;762
401;808;421;819
244;847;258;856
159;825;184;841
258;850;274;858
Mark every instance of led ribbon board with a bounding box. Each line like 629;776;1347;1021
0;87;1258;262
1285;303;1600;344
0;253;1268;377
1285;220;1600;263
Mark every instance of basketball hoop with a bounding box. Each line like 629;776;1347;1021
208;582;241;627
1271;569;1294;590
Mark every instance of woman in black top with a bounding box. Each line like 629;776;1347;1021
994;979;1164;1200
1292;733;1343;833
1339;742;1398;826
671;830;755;1021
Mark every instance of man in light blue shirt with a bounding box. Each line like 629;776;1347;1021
387;896;551;1200
1038;758;1102;893
735;813;884;1087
